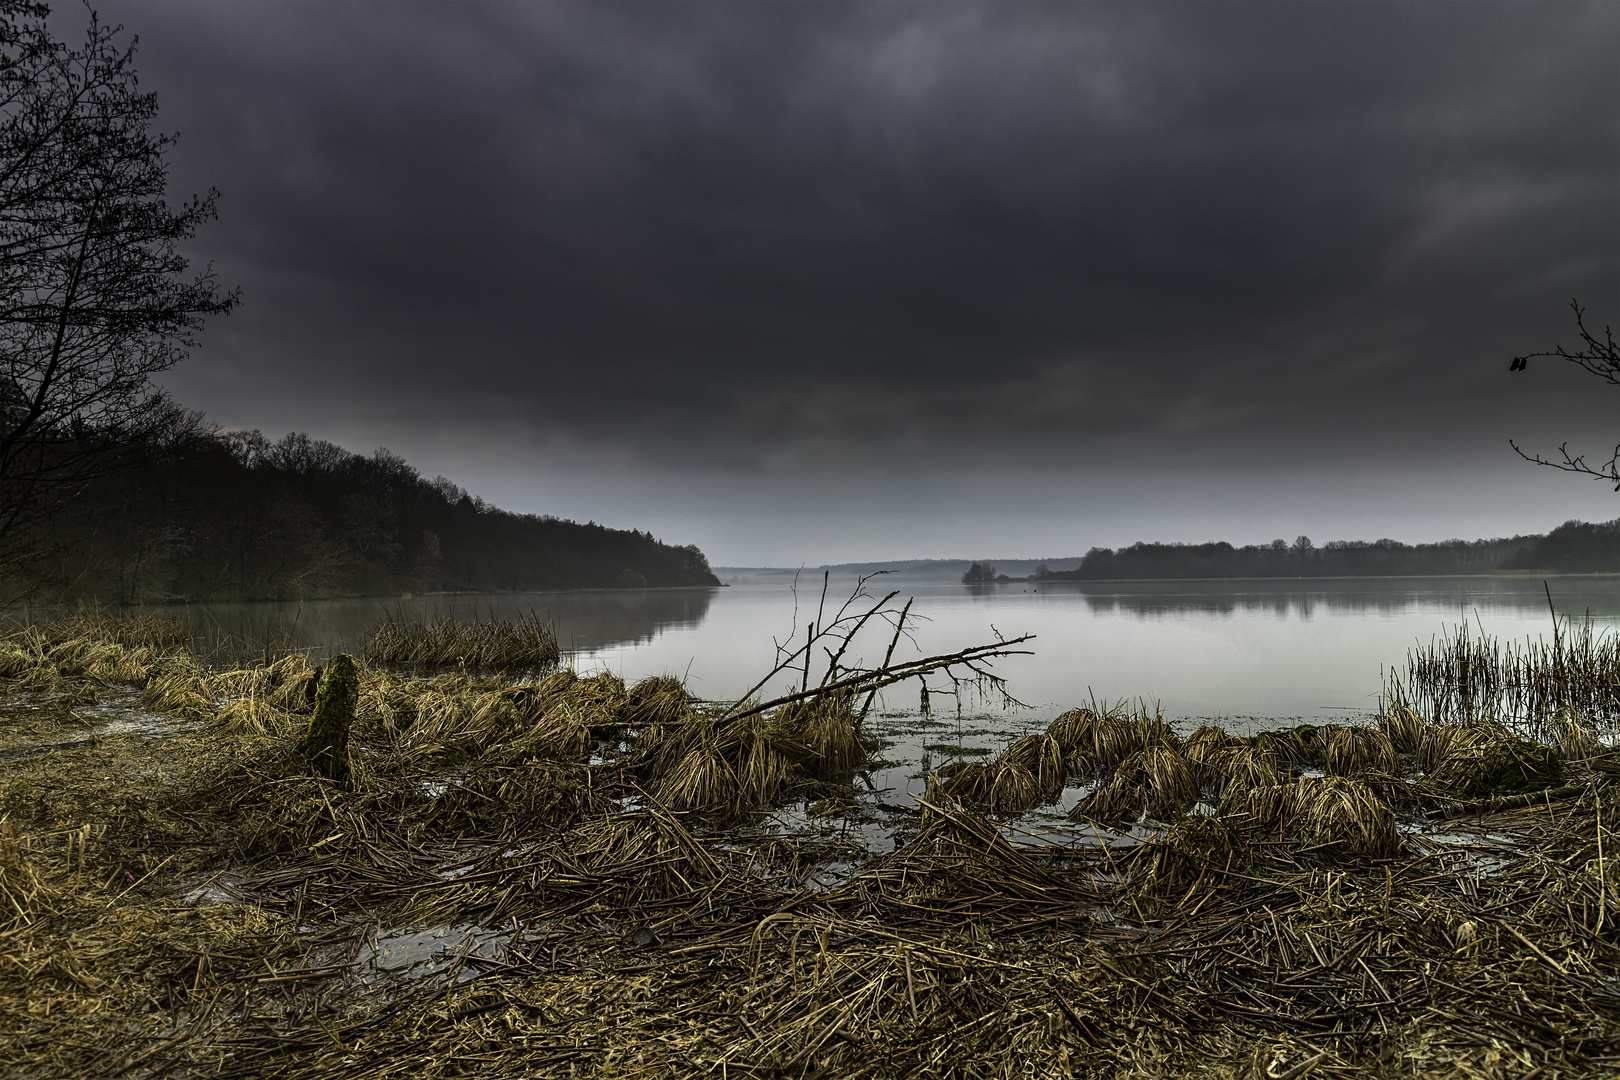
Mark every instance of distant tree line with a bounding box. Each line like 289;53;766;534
1499;519;1620;574
10;422;720;602
1031;522;1617;582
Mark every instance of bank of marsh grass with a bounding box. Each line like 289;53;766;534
5;609;1620;1079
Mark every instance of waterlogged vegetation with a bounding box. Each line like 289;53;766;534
360;609;563;670
1;597;1619;1078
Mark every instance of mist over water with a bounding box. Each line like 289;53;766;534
172;572;1620;734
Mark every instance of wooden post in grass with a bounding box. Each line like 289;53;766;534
299;654;358;783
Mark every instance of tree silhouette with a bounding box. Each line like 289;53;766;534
0;1;237;587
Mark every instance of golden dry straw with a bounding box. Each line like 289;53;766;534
1135;812;1251;900
941;758;1044;814
1183;725;1246;790
1324;725;1398;779
1431;731;1564;799
1285;776;1401;861
1379;704;1426;753
999;731;1067;794
624;675;689;727
1071;744;1198;824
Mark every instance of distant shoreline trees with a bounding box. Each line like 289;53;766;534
1019;522;1616;582
12;426;722;603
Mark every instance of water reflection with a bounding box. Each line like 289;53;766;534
177;588;719;659
1033;576;1620;620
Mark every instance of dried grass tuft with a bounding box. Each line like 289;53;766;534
1205;743;1283;801
1183;725;1246;790
513;700;593;761
941;758;1044;814
1286;776;1401;861
1218;781;1295;835
1431;731;1564;799
1324;725;1399;779
1072;745;1197;823
624;676;689;727
1379;705;1426;754
733;716;795;805
1091;710;1180;775
653;722;740;814
1417;723;1467;776
138;656;214;717
1046;706;1096;750
771;689;868;777
1136;812;1251;900
1253;726;1310;766
999;732;1067;794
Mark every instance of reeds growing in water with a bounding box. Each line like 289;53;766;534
1385;612;1620;739
361;610;561;669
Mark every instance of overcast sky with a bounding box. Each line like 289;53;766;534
94;1;1618;565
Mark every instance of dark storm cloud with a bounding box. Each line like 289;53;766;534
109;1;1616;474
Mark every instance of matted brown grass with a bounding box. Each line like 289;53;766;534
3;614;1620;1079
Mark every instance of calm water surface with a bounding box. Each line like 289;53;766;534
169;571;1620;734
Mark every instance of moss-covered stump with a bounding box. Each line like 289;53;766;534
1438;735;1564;799
297;654;358;783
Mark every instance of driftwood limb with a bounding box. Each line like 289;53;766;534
719;635;1035;729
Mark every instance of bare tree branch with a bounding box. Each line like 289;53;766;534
1508;299;1618;491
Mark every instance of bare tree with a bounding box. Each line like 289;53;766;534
0;1;237;587
1509;300;1619;491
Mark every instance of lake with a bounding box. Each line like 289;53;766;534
157;570;1619;735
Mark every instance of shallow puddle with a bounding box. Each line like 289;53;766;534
358;923;511;984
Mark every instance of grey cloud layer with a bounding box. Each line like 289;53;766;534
114;1;1616;472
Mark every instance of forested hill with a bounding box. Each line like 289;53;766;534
1038;519;1618;581
22;429;721;603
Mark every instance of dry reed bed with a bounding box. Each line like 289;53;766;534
2;614;1620;1077
5;752;1614;1080
360;610;561;670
